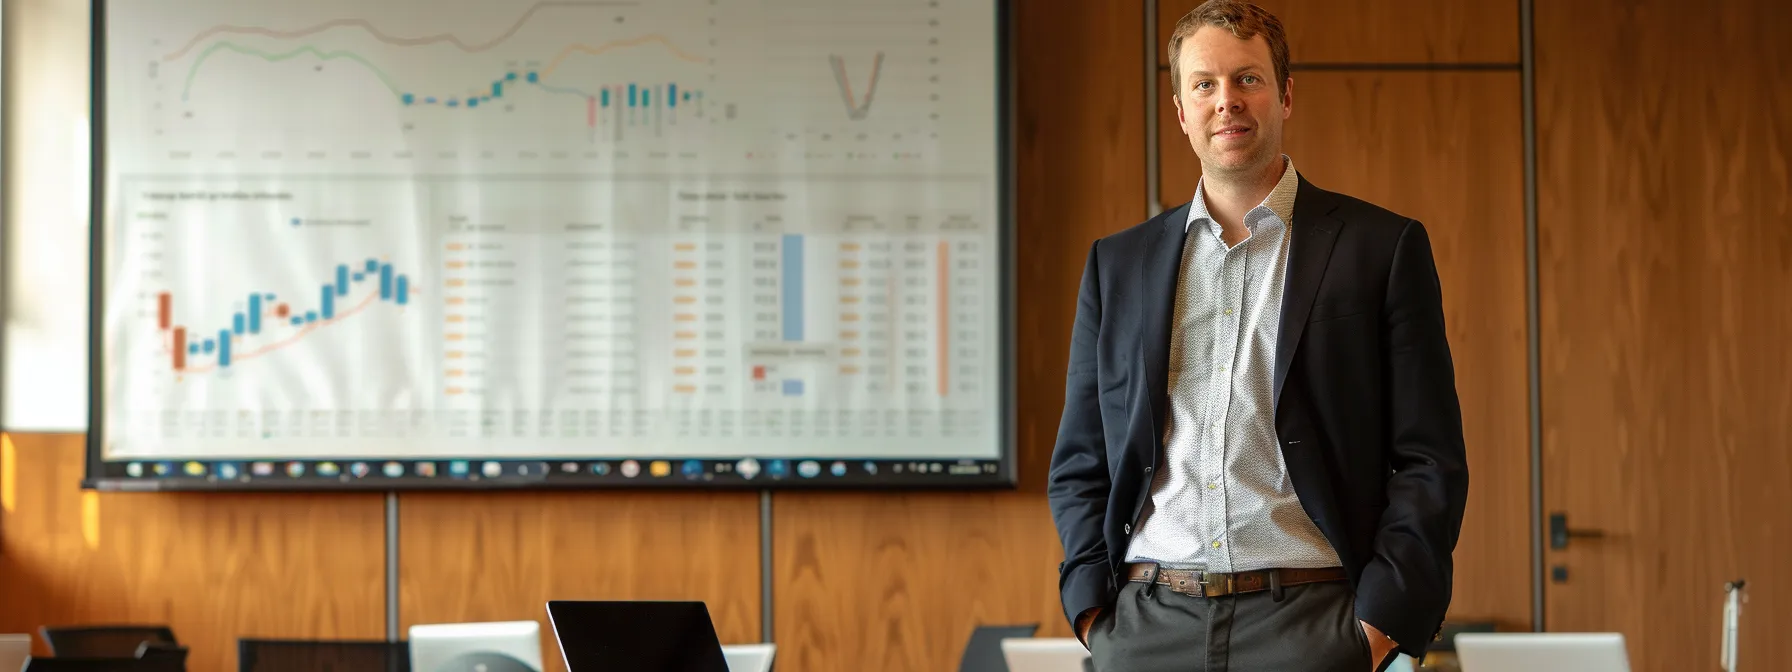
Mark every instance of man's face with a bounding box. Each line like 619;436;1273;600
1174;26;1292;179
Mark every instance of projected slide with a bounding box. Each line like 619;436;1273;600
96;0;1005;483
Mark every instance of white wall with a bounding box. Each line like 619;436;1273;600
2;0;92;430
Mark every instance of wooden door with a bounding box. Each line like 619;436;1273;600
1538;1;1792;670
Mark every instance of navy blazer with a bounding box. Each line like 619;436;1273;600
1046;177;1469;657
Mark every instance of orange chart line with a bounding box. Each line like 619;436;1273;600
160;1;641;62
175;290;393;375
540;35;708;76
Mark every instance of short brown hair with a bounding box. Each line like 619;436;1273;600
1168;1;1291;96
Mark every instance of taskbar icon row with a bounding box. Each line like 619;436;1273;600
106;456;1004;486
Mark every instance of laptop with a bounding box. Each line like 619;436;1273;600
408;621;543;672
721;644;776;672
999;638;1090;672
0;635;28;672
1455;633;1630;672
545;601;730;672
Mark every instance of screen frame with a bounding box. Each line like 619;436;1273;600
83;0;1018;492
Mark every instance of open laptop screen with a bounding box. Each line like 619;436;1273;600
545;601;729;672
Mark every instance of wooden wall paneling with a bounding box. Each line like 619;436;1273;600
769;0;1148;669
1156;0;1519;67
1158;69;1531;630
397;492;762;672
0;433;387;672
1538;0;1792;669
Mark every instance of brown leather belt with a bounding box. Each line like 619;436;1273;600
1123;563;1348;598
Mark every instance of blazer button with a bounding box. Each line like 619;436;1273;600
1144;466;1154;475
1123;523;1132;535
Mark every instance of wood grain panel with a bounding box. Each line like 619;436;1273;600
0;433;386;672
1158;71;1532;630
1157;0;1519;67
770;0;1147;669
397;491;761;672
771;493;1064;672
1538;1;1792;669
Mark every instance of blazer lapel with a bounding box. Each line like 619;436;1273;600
1274;178;1343;411
1140;203;1190;446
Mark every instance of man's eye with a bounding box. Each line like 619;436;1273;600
1242;75;1259;84
1196;81;1212;90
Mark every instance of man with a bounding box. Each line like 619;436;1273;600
1046;2;1469;671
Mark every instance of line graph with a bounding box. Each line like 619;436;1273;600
159;0;641;61
829;52;885;120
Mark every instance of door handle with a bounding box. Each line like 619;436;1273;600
1549;512;1605;550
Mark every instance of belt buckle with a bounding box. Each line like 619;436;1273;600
1197;572;1233;597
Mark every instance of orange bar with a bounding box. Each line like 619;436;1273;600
674;261;697;269
675;313;698;322
840;296;861;304
172;327;186;371
674;296;696;304
276;303;290;318
158;292;172;330
674;384;697;394
447;297;467;305
839;260;861;269
842;348;862;357
675;278;697;287
938;241;949;397
446;333;465;341
840;243;862;251
445;387;465;395
842;278;863;286
446;370;465;377
675;349;697;357
446;261;467;269
446;351;465;359
841;313;861;322
839;366;861;375
446;279;467;287
675;331;697;339
675;366;696;375
446;243;467;251
840;330;859;339
674;242;697;251
446;315;465;323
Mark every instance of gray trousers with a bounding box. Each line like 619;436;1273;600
1087;578;1374;672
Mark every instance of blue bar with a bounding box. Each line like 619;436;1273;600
506;72;518;81
336;264;350;296
526;71;539;83
290;316;303;326
202;339;214;354
401;93;414;105
305;311;318;323
669;84;677;108
366;259;379;273
380;264;394;300
424;96;437;104
782;379;803;396
232;312;245;335
628;84;637;107
447;98;460;108
493;82;503;97
249;295;262;333
468;98;480;108
321;286;335;320
187;343;199;354
218;330;232;368
683;91;692;101
396;275;409;305
601;89;610;107
353;272;365;282
643;90;650;108
781;234;804;341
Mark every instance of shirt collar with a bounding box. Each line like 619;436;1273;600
1186;155;1300;235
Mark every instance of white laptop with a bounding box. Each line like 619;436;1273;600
0;635;28;672
408;620;544;672
1000;637;1089;672
721;643;776;672
1455;632;1630;672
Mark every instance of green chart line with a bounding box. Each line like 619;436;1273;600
183;42;405;102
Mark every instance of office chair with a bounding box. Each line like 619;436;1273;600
22;659;163;672
237;638;411;672
39;626;177;658
957;624;1039;672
